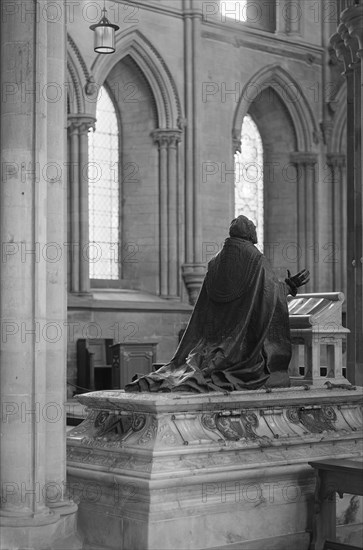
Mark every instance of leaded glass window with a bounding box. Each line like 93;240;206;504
220;1;247;22
235;114;264;248
88;86;120;280
219;0;276;31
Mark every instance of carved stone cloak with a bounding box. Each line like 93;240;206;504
126;237;292;393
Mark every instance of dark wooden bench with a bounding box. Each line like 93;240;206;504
308;458;363;550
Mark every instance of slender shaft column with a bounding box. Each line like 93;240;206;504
295;162;306;273
341;4;363;386
153;132;168;297
153;129;182;298
181;0;206;304
67;122;80;292
79;119;94;293
341;160;347;295
326;154;346;292
67;115;95;295
290;153;318;291
45;1;76;517
192;4;203;264
168;134;182;297
183;0;194;263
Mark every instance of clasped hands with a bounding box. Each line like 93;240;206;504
285;268;310;296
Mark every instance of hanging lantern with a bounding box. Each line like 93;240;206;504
90;7;119;54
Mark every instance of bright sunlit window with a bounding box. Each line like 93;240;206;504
220;1;247;22
88;86;120;280
235;114;264;248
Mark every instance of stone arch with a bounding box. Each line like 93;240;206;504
66;33;91;114
232;64;319;152
89;29;182;129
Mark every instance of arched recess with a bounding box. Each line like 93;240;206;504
66;29;184;299
233;87;298;276
233;64;319;153
232;65;320;290
89;28;182;129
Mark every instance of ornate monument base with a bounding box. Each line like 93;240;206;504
67;388;363;550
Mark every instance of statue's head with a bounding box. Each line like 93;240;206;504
229;215;258;244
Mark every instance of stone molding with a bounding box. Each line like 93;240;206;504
181;263;206;305
232;65;319;153
326;153;346;168
67;114;96;134
290;152;318;167
67;387;362;459
232;128;242;154
90;29;182;129
67;33;95;114
152;128;183;147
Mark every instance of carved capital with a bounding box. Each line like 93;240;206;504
341;4;363;56
326;153;346;169
319;121;334;146
152;129;183;148
182;263;206;305
290;152;318;167
67;114;96;134
330;32;354;72
338;22;360;67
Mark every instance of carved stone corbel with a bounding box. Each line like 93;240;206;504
181;263;206;305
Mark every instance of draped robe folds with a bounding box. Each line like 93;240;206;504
125;237;292;393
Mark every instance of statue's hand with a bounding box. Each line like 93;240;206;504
285;269;310;296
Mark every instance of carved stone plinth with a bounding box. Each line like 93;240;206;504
67;387;363;550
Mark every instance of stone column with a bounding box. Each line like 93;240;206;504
67;114;95;295
45;1;78;526
68;121;80;292
0;1;80;548
326;154;347;294
167;133;180;297
152;129;182;299
340;3;363;385
182;0;205;304
290;153;318;291
330;31;356;382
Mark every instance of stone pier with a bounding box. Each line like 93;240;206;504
0;2;81;548
67;387;363;550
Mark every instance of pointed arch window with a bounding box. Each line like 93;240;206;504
220;0;247;22
88;85;120;282
235;114;264;248
219;0;276;31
